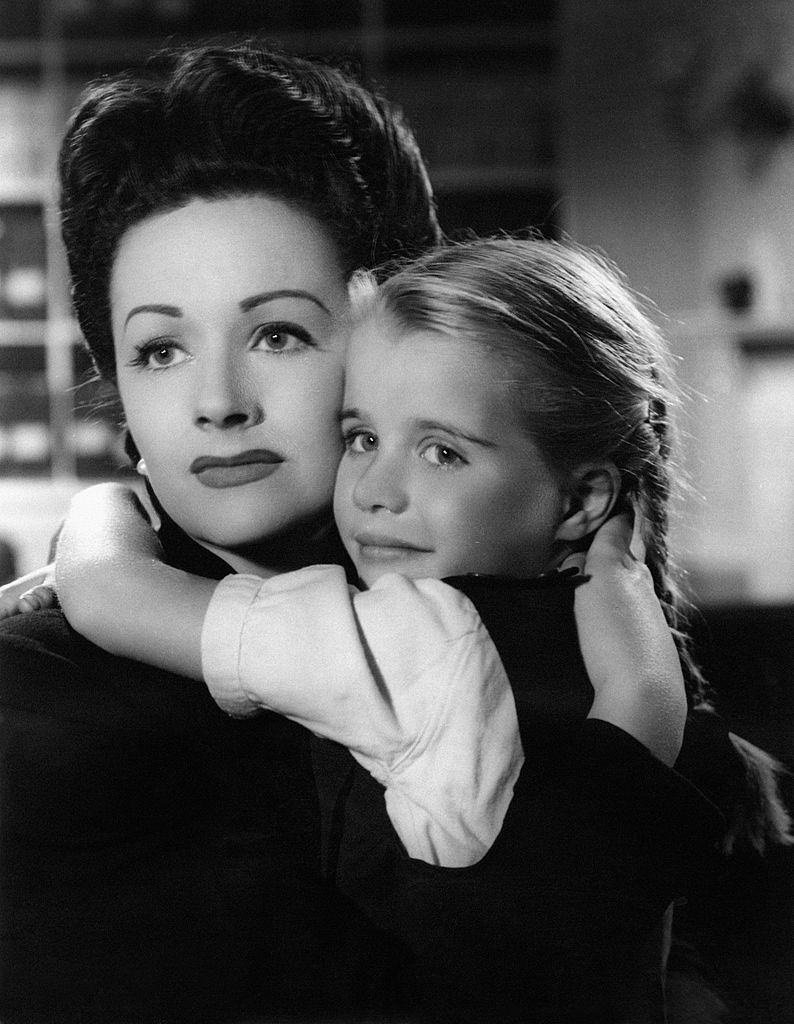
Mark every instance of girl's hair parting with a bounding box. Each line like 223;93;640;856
59;40;441;382
352;235;793;852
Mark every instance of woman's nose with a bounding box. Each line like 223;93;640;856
351;452;408;514
193;358;264;431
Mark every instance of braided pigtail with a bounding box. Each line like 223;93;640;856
633;397;792;853
629;396;712;708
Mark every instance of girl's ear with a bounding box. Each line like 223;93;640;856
554;463;621;542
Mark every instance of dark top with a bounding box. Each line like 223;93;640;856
0;519;745;1024
0;518;400;1024
312;573;746;1024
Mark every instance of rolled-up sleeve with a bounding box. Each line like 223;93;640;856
201;566;524;866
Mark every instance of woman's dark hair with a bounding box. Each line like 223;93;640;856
59;41;441;382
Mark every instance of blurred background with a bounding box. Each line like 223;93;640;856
1;0;793;608
0;4;793;1019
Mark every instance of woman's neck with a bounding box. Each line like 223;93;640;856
146;483;348;580
197;514;347;579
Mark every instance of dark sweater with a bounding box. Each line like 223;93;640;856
0;523;744;1024
312;572;745;1024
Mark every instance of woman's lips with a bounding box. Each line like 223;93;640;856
190;450;283;489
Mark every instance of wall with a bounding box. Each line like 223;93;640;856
559;0;794;603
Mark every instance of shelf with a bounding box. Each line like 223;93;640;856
0;182;49;202
0;320;81;346
0;23;556;70
738;328;794;355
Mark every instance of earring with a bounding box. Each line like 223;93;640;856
136;458;148;476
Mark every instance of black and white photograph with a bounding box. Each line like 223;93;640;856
0;3;792;1022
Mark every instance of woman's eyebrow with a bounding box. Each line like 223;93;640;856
239;290;330;314
123;303;181;328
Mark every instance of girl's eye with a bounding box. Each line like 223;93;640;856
130;341;187;371
345;431;378;454
421;442;464;468
253;322;313;354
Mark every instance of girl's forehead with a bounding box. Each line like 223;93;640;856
347;322;494;388
343;319;536;436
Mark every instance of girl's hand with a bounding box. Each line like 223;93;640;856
0;565;57;620
54;483;162;640
55;483;212;677
569;511;687;766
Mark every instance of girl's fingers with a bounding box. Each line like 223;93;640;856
584;512;634;572
629;496;647;563
18;585;57;612
559;551;586;574
560;505;648;576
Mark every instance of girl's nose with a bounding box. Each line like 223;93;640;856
193;358;264;431
351;452;409;514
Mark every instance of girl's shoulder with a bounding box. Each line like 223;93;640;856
443;571;595;728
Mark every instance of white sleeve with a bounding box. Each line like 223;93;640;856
201;566;524;867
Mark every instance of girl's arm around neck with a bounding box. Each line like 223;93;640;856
55;483;215;679
575;514;687;767
0;564;55;619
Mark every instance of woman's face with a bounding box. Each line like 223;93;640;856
111;195;348;556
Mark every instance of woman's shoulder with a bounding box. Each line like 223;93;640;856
0;606;84;666
0;606;214;727
0;608;129;734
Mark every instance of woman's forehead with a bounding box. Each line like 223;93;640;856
110;195;349;323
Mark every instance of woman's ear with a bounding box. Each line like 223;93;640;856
554;463;621;542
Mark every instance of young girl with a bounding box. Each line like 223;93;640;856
43;238;774;1021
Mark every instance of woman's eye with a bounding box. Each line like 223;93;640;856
253;322;313;354
131;341;187;371
345;431;378;453
421;443;464;467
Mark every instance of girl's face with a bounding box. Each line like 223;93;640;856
112;195;348;560
334;316;570;586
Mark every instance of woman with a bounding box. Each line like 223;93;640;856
0;41;440;1024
